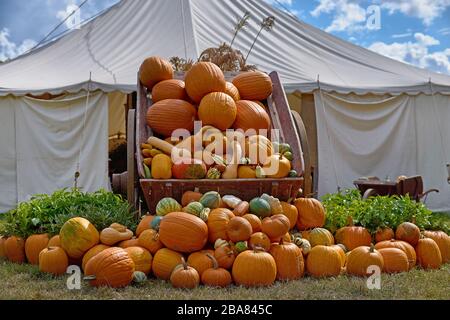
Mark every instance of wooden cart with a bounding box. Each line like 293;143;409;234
354;176;439;202
112;71;313;211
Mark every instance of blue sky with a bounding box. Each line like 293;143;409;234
1;0;449;74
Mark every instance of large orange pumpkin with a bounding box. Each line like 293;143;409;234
375;239;416;270
423;230;450;263
84;247;135;288
233;100;271;133
59;217;99;259
124;246;152;275
4;236;26;264
207;208;235;243
198;92;237;130
294;198;326;230
232;71;273;100
152;79;187;103
146;99;197;137
139;56;173;90
152;248;183;280
25;234;49;265
232;248;277;287
185;62;226;103
159;212;208;253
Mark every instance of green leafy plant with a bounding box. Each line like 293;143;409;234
321;189;445;234
1;188;137;238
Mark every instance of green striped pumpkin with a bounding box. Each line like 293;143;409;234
199;191;221;209
183;202;204;217
156;197;182;216
249;197;271;218
309;228;334;247
207;168;221;179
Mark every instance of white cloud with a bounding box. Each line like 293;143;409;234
310;0;369;33
438;27;450;35
0;28;37;61
379;0;450;26
392;32;413;39
368;33;450;74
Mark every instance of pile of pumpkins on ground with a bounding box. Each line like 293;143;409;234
139;56;297;180
1;192;449;289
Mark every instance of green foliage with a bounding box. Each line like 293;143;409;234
321;189;447;234
0;188;137;238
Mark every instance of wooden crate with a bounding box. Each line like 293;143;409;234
136;71;304;212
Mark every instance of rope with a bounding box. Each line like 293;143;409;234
26;0;89;54
317;75;342;192
75;72;92;189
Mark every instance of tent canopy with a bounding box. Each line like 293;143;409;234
1;0;450;96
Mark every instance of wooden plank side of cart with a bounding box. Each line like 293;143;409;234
136;71;307;212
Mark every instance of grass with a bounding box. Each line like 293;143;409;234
0;260;449;300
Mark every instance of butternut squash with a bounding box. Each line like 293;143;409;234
147;137;174;155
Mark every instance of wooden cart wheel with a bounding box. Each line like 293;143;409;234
126;109;138;209
363;188;378;199
291;110;313;197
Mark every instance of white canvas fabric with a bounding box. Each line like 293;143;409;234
315;91;450;212
0;92;110;212
0;0;449;96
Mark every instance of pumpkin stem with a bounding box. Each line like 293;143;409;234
369;244;375;253
347;216;354;227
206;253;219;269
181;257;188;270
279;237;284;245
194;187;200;193
83;275;96;281
252;244;266;253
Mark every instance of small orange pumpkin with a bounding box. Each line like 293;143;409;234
346;245;384;277
151;79;187;102
146;99;197;137
232;71;273;100
415;237;442;269
280;201;298;230
185;62;226;104
136;215;155;237
261;214;290;240
201;254;232;287
124;246;152;275
227;217;253;242
39;247;69;276
4;236;26;264
198;92;237;130
170;257;200;289
139;56;173;90
138;229;163;255
187;250;215;277
242;214;262;233
25;234;49;265
396;222;421;246
207;208;235;243
294;198;326;231
249;232;271;252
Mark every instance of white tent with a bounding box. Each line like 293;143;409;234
1;0;449;212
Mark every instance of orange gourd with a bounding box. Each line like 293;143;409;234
152;248;183;280
138;229;164;255
280;201;298;230
187;250;215;277
242;214;262;233
249;232;271;252
136;215;155;237
124;246;152;275
226;217;253;242
207;208;235;243
261;214;291;240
